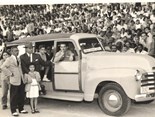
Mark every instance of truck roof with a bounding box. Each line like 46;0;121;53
6;33;97;46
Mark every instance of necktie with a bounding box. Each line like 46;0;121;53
16;57;19;66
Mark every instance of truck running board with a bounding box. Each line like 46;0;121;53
40;91;84;102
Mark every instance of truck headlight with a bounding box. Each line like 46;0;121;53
135;70;143;81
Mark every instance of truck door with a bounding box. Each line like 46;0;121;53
53;41;81;91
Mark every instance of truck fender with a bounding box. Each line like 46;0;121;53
84;68;141;101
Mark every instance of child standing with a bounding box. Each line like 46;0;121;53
25;64;41;114
0;51;10;109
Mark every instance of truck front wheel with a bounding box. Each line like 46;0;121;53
98;83;131;116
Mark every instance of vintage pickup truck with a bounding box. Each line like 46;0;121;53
4;33;155;116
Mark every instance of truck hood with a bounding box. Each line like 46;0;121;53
86;52;155;72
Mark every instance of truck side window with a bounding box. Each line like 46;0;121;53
79;38;103;54
55;42;78;62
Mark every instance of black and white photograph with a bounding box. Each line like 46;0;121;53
0;1;155;117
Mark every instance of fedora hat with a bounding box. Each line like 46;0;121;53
24;42;33;48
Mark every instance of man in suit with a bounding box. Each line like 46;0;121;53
1;46;28;116
20;42;51;95
20;42;51;79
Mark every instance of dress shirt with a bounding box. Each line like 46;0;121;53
27;53;32;62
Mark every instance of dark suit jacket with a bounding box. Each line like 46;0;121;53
20;53;50;74
46;53;53;61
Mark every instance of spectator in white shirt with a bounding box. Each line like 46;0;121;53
135;19;142;30
134;43;148;54
139;32;149;51
144;27;154;54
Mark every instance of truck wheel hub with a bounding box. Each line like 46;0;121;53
103;90;123;112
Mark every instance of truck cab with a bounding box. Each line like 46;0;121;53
5;33;155;116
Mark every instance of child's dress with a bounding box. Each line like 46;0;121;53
25;71;41;98
26;78;39;98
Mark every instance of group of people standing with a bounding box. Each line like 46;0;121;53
0;42;51;116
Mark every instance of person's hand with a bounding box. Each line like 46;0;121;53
69;53;74;61
60;51;64;56
29;72;35;78
11;73;14;77
24;73;28;83
60;51;65;59
4;76;10;84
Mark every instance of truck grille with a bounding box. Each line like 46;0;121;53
140;72;155;94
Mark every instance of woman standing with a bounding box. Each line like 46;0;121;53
0;51;10;109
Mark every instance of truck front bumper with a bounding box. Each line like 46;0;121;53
135;93;155;102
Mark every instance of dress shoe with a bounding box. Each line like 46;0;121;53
35;109;40;113
20;110;28;114
2;105;7;110
12;112;19;116
42;76;50;82
31;110;35;114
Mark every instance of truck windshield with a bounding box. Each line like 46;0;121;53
79;38;103;54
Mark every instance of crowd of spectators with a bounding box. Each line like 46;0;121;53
0;3;155;55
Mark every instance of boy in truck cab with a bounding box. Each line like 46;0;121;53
54;43;75;62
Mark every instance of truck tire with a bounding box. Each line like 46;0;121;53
98;83;131;116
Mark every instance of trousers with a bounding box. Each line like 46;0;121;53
1;80;9;106
10;81;25;113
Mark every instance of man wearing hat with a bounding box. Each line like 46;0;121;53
20;42;51;78
1;46;28;116
20;42;51;96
